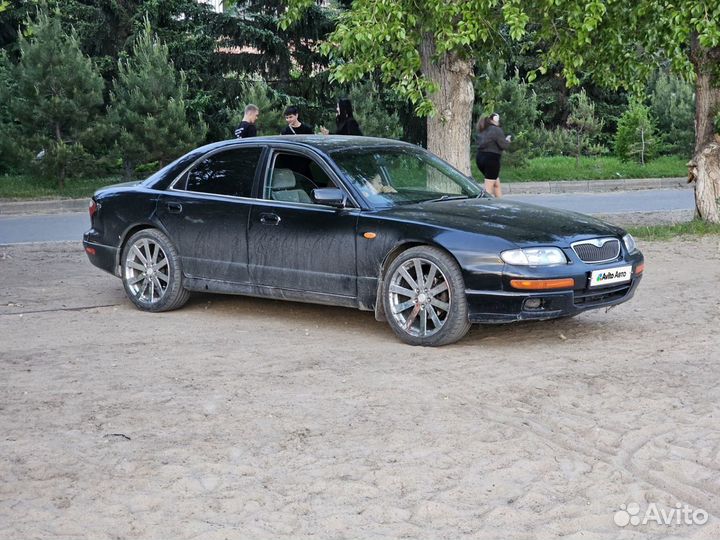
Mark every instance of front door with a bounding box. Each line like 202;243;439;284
157;145;264;283
247;150;358;298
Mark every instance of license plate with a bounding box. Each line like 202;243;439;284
589;265;632;287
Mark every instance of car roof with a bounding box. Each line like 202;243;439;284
198;135;418;155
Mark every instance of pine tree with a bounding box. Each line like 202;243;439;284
0;51;22;173
108;18;206;179
11;6;104;187
615;99;658;165
567;89;603;166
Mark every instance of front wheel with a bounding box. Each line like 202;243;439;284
121;228;190;312
383;246;471;346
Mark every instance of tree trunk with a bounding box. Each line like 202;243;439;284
420;33;475;176
689;141;720;223
690;38;720;222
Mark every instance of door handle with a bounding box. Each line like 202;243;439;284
166;202;183;214
259;212;281;225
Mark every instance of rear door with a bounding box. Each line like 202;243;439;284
247;148;359;298
157;144;265;283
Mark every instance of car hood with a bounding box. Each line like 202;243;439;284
374;197;624;246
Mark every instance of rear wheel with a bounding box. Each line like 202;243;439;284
383;246;471;346
121;229;189;312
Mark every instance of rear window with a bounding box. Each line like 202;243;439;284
179;147;262;198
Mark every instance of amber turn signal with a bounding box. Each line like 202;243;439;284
510;278;575;290
634;263;644;275
362;232;377;239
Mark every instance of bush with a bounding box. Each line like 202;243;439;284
614;99;659;164
530;127;576;157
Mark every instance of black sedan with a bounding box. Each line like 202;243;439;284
83;136;644;346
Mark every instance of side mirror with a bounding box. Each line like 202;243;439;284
312;187;347;208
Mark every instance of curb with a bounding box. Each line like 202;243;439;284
503;177;690;194
0;177;691;216
0;198;89;216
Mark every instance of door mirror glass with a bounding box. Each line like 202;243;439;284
312;187;347;208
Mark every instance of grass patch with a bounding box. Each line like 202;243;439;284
0;174;126;200
472;155;688;182
628;219;720;240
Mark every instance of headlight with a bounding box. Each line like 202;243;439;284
623;233;638;253
500;247;568;266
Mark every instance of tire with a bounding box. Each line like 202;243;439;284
121;228;190;312
383;246;471;346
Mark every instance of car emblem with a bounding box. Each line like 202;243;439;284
587;238;612;247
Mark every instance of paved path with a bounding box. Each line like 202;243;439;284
507;188;694;214
0;188;696;246
0;213;87;245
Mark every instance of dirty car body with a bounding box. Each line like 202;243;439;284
83;136;644;346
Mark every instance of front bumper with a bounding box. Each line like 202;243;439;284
466;274;643;324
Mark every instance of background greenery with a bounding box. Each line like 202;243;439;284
0;0;700;196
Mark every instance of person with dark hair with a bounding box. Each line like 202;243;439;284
320;98;363;136
475;112;511;197
234;104;259;138
281;105;314;135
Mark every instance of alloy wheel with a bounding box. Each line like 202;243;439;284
387;257;451;337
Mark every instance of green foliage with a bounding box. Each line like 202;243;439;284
615;99;659;164
347;81;403;139
11;6;104;187
567;89;603;163
475;62;540;166
107;19;206;178
0;51;25;173
648;71;695;157
290;0;512;116
714;109;720;135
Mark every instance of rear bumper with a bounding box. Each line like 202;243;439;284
83;232;119;277
466;275;642;323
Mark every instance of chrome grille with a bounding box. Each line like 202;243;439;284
571;238;621;263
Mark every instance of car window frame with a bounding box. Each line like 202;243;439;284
167;143;268;201
261;146;360;210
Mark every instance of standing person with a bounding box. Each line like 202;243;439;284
320;98;363;136
281;105;314;135
234;104;259;138
475;112;511;197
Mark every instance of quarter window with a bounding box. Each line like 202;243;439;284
182;147;262;197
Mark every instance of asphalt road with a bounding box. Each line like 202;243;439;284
0;188;696;245
508;188;695;214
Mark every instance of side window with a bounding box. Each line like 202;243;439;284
264;152;337;203
182;147;262;197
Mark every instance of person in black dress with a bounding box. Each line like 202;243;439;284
475;112;511;197
280;105;314;135
320;98;363;136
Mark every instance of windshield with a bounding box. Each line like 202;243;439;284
330;146;483;207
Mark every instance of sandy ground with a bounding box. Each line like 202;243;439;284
0;238;719;540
